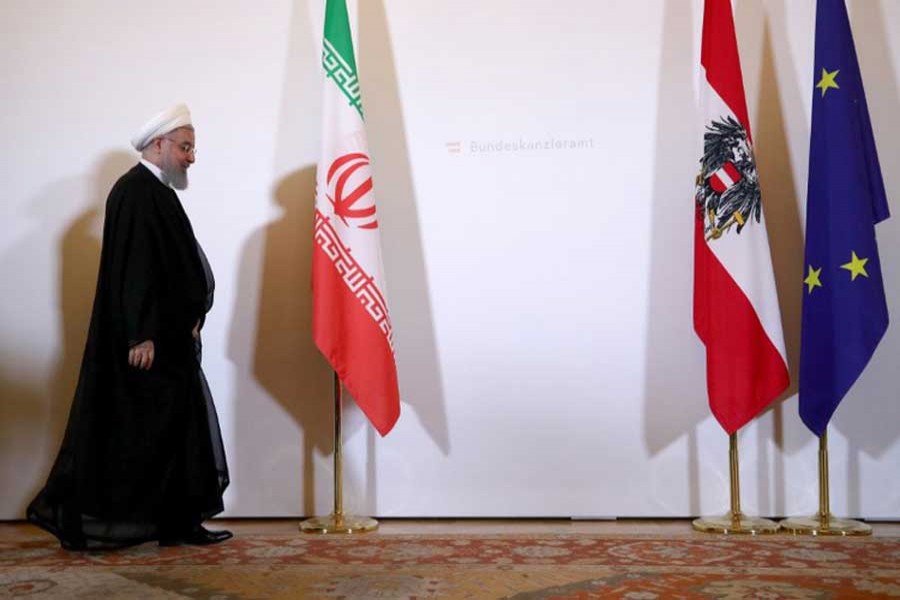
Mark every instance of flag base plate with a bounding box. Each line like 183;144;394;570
300;513;378;534
692;513;779;535
779;514;871;536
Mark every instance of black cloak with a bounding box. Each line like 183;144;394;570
28;163;229;549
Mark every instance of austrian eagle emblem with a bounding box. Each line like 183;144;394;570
695;116;762;241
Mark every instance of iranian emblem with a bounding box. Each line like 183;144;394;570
327;152;378;229
695;116;761;240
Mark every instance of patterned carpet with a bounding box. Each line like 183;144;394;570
2;532;899;599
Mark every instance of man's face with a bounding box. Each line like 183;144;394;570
158;127;195;190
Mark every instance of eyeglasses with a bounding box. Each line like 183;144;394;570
162;136;197;156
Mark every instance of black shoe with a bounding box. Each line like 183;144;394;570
159;525;233;547
60;538;87;551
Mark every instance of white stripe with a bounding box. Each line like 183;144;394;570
700;78;788;362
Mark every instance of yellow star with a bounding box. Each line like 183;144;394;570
804;265;823;294
841;251;869;281
816;68;840;97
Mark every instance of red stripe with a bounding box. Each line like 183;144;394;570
722;161;741;183
693;218;789;433
701;0;752;139
312;245;400;436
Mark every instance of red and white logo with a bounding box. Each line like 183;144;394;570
327;152;378;229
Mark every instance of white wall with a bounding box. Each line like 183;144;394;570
2;0;898;519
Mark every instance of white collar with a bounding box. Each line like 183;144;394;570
140;158;170;187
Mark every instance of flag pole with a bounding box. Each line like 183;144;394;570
300;371;378;534
780;429;872;535
693;432;779;534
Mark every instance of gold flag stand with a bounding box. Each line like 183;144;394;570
301;372;379;534
693;433;780;534
780;430;872;536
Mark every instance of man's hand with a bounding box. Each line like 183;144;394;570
192;319;201;340
128;340;155;370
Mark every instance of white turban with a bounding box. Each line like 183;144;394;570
130;103;192;151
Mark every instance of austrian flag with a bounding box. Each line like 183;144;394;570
312;0;400;436
693;0;789;433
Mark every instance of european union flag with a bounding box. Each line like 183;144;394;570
799;0;890;436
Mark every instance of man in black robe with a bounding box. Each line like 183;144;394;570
28;104;231;550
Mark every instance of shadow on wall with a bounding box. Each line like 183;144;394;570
228;166;333;517
225;0;335;518
0;151;134;516
360;0;450;456
0;373;44;516
642;0;706;516
748;0;806;515
835;0;900;514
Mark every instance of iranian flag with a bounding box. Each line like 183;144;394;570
693;0;789;434
312;0;400;436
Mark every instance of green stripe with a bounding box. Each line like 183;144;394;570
324;0;363;118
324;0;357;74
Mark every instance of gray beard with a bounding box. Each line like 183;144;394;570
162;166;189;190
